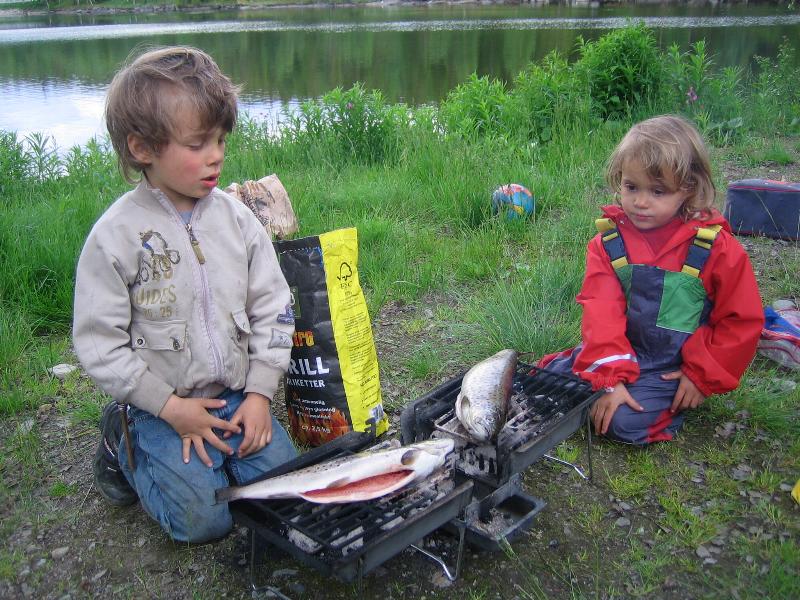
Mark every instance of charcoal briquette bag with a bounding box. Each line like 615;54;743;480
274;228;388;446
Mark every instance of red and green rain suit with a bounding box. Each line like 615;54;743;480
540;206;763;444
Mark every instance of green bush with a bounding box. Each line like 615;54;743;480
504;51;590;143
0;132;29;196
749;38;800;135
439;73;510;139
664;40;743;144
285;83;408;166
576;22;664;120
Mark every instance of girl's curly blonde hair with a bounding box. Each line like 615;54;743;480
605;115;716;221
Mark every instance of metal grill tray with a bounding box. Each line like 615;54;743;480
400;364;601;487
445;473;545;552
230;431;474;583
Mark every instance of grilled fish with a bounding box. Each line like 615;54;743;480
455;349;518;443
215;438;454;504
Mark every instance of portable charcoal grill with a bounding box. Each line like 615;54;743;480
230;430;474;589
231;365;600;590
401;364;601;488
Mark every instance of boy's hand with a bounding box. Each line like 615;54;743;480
159;394;241;467
225;392;273;458
662;370;706;413
590;382;643;435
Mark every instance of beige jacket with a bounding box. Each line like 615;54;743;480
73;182;295;416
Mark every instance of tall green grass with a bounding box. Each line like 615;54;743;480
1;24;799;414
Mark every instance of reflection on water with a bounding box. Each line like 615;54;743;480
1;5;798;149
2;14;800;43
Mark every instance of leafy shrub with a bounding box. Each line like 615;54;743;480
664;40;743;144
0;131;28;196
504;51;590;143
576;23;664;120
285;83;408;165
439;73;510;139
749;38;800;135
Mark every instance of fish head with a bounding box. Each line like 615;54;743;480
397;438;455;477
454;392;493;443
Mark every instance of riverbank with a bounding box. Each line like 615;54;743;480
3;0;527;19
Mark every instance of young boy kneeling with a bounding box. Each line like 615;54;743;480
73;46;297;543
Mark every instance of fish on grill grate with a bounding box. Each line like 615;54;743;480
454;349;518;443
215;438;455;504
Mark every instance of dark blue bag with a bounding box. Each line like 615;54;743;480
724;179;800;241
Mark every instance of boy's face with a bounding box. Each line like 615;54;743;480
129;107;227;210
619;160;689;230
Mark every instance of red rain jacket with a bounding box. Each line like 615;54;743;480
541;205;764;397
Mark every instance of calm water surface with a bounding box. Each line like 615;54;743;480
1;4;798;149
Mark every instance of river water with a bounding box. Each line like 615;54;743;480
1;3;798;149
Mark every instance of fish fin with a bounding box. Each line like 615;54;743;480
326;477;351;489
401;449;421;465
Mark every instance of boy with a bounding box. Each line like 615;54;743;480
73;46;297;543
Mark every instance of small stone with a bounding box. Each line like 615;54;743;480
703;558;718;566
548;539;559;548
614;517;630;528
430;570;453;588
19;419;35;435
271;569;298;578
731;466;752;481
696;545;711;558
91;569;107;582
48;364;78;380
779;483;793;492
618;501;632;511
288;582;306;595
51;547;70;560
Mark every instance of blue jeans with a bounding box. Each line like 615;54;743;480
118;389;297;543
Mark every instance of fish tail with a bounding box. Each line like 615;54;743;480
214;485;242;504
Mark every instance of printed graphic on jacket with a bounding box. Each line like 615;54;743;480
135;230;181;285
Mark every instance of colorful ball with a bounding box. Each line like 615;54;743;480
491;184;535;220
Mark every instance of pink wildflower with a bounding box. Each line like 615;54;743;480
686;86;698;103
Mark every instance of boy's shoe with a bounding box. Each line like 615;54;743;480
93;401;138;507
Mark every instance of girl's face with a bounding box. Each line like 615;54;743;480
619;160;689;230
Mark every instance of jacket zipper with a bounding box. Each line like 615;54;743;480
186;223;206;264
184;213;224;382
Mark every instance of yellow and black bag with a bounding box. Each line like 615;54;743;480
274;228;388;446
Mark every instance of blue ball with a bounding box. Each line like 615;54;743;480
491;184;535;220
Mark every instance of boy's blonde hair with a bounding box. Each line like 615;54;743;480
105;46;240;182
605;115;716;220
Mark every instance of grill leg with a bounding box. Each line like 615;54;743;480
409;523;465;582
585;410;594;482
247;529;292;600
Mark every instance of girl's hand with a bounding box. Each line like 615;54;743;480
225;392;273;458
159;394;241;467
590;382;643;435
662;371;706;413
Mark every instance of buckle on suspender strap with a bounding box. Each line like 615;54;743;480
595;218;628;269
681;224;722;277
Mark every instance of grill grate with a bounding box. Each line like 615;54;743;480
401;365;601;486
230;431;474;583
